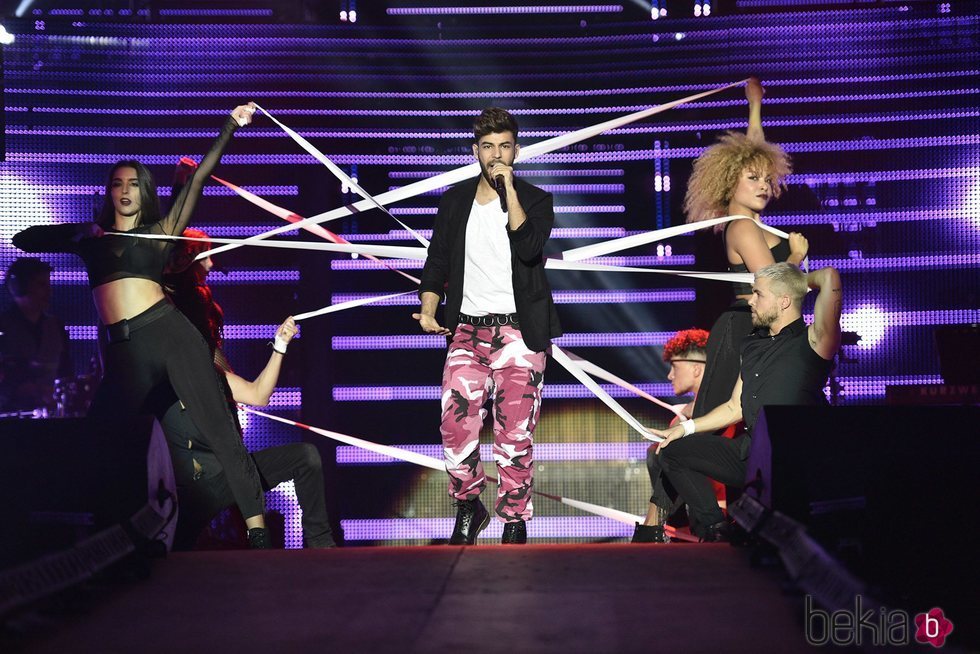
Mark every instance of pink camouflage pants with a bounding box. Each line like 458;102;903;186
440;323;547;522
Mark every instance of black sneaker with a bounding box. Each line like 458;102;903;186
631;523;670;543
448;497;490;545
501;521;527;545
247;527;272;549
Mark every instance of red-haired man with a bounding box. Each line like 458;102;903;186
632;328;709;543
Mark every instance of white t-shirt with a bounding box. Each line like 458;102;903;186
459;198;516;316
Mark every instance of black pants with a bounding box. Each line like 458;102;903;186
88;299;265;520
646;445;675;516
692;303;752;420
657;432;751;538
163;401;334;549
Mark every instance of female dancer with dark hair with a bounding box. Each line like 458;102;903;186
684;79;809;421
161;226;335;549
13;104;275;548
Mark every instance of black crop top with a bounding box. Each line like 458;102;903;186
12;117;238;290
725;220;791;297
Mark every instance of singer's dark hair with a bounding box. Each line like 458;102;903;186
473;107;518;142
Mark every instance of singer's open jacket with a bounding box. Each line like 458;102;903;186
418;175;562;352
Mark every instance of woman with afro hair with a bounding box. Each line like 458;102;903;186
683;78;809;422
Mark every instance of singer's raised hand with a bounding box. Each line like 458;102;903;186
487;161;515;189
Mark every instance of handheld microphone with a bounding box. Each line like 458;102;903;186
494;174;507;212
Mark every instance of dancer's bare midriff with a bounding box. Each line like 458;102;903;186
93;277;166;325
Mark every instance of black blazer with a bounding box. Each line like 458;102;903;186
419;176;562;352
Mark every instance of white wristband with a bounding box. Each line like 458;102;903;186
272;336;288;355
681;419;697;437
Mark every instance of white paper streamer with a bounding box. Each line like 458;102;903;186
550;345;659;442
112;231;429;260
561;215;788;261
210;174;422;285
515;80;747;161
560;498;642;525
244;407;679;533
293;291;416;322
563;350;686;419
537;491;697;541
535;489;645;525
244;407;447;471
203;80;746;259
253;103;431;249
210;174;348;244
545;258;755;284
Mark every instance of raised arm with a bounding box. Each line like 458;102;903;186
806;267;843;360
649;375;744;452
507;187;554;264
786;232;809;267
745;77;765;143
160;103;255;235
224;316;296;407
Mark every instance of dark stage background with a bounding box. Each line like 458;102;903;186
1;0;977;546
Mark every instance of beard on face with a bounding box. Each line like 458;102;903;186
752;311;779;327
751;305;778;328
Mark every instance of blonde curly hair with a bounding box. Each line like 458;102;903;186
683;131;792;228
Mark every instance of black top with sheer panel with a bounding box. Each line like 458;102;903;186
724;220;791;298
13;117;238;289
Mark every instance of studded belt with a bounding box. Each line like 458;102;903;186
458;312;520;327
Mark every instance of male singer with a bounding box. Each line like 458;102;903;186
413;107;562;545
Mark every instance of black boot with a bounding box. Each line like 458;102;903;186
501;521;527;545
448;497;490;545
631;523;670;543
306;534;338;548
306;525;338;549
700;520;732;543
247;527;272;549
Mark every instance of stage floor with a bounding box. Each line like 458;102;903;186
13;544;814;653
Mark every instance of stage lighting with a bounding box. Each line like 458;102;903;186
15;0;34;18
0;24;15;45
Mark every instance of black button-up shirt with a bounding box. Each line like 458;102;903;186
739;317;834;433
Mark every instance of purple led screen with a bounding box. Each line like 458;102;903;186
2;3;977;546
